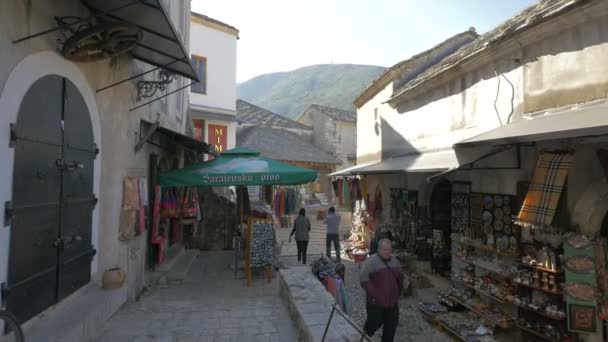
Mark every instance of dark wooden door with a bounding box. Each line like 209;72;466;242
6;76;96;324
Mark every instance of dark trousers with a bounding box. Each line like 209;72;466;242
296;240;309;264
363;304;399;342
326;233;341;262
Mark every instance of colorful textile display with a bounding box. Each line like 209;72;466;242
250;222;274;267
515;152;573;229
273;188;300;217
596;237;608;320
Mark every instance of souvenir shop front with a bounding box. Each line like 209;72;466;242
416;107;608;342
331;151;462;274
159;148;317;286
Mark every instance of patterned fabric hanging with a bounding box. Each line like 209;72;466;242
515;152;573;229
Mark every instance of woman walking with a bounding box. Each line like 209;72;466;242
289;208;311;264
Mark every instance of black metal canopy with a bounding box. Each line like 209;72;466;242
82;0;199;82
136;120;217;157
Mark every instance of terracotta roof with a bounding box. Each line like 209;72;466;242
305;104;357;122
237;126;341;165
236;100;312;130
390;0;591;102
191;12;239;36
354;29;478;108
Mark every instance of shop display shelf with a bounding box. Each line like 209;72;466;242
519;263;563;274
518;305;566;321
460;239;518;257
517;324;564;342
463;283;509;304
514;280;562;295
448;295;514;329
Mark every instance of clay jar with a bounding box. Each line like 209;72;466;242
102;267;126;290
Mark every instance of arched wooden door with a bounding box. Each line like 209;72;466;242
5;75;97;324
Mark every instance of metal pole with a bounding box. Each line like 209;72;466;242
321;306;335;342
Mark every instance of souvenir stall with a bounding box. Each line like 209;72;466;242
421;151;593;341
159;148;317;286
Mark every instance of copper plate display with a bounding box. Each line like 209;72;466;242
566;233;593;249
563;283;598;301
483;195;494;209
564;256;596;273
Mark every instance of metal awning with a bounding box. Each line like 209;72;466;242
329;161;380;177
355;150;459;175
136;120;217;156
456;100;608;147
82;0;199;81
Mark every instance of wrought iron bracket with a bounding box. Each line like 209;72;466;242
136;70;175;101
4;201;14;227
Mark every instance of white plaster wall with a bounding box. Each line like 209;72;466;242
357;2;608;165
0;0;192;329
189;21;237;113
336;121;356;160
356;84;393;164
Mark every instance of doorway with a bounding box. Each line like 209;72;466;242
430;179;452;275
6;75;97;324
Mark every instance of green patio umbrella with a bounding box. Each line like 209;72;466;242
159;147;318;187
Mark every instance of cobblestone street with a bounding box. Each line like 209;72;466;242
94;251;299;342
278;218;453;342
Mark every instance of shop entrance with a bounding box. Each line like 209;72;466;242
5;75;97;324
430;179;452;274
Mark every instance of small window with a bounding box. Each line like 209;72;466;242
191;55;207;94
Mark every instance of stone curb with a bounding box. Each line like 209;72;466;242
279;267;362;342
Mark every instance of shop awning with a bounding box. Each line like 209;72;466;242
160;148;318;187
329;161;380;177
456;100;608;147
136;120;216;156
82;0;199;81
355;150;459;175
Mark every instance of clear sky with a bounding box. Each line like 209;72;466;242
191;0;536;83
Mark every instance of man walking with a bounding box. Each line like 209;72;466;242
360;239;403;342
324;207;341;262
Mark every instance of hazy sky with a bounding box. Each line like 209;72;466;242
191;0;536;83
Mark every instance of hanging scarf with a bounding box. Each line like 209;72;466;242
338;178;344;206
514;152;573;229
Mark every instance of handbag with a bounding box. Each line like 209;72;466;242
180;188;200;218
160;188;178;218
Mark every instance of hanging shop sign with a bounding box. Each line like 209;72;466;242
208;124;228;158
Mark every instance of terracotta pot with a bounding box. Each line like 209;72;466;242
102;267;126;290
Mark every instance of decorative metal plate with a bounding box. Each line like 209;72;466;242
564;256;596;273
563;283;599;301
494;220;504;232
493;195;503;207
483;195;494;209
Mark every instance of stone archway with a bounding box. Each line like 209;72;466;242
0;51;103;307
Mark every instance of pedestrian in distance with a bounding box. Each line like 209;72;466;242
360;238;403;342
289;208;311;264
324;206;341;262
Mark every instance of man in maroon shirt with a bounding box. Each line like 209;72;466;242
360;238;403;341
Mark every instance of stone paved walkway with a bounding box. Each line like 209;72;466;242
94;251;299;342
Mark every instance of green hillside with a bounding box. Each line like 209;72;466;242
237;64;386;119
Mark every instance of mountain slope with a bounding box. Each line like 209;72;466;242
238;64;386;119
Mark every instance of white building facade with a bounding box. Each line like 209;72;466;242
189;13;239;157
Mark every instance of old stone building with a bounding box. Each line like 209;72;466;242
297;104;358;171
0;1;210;340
